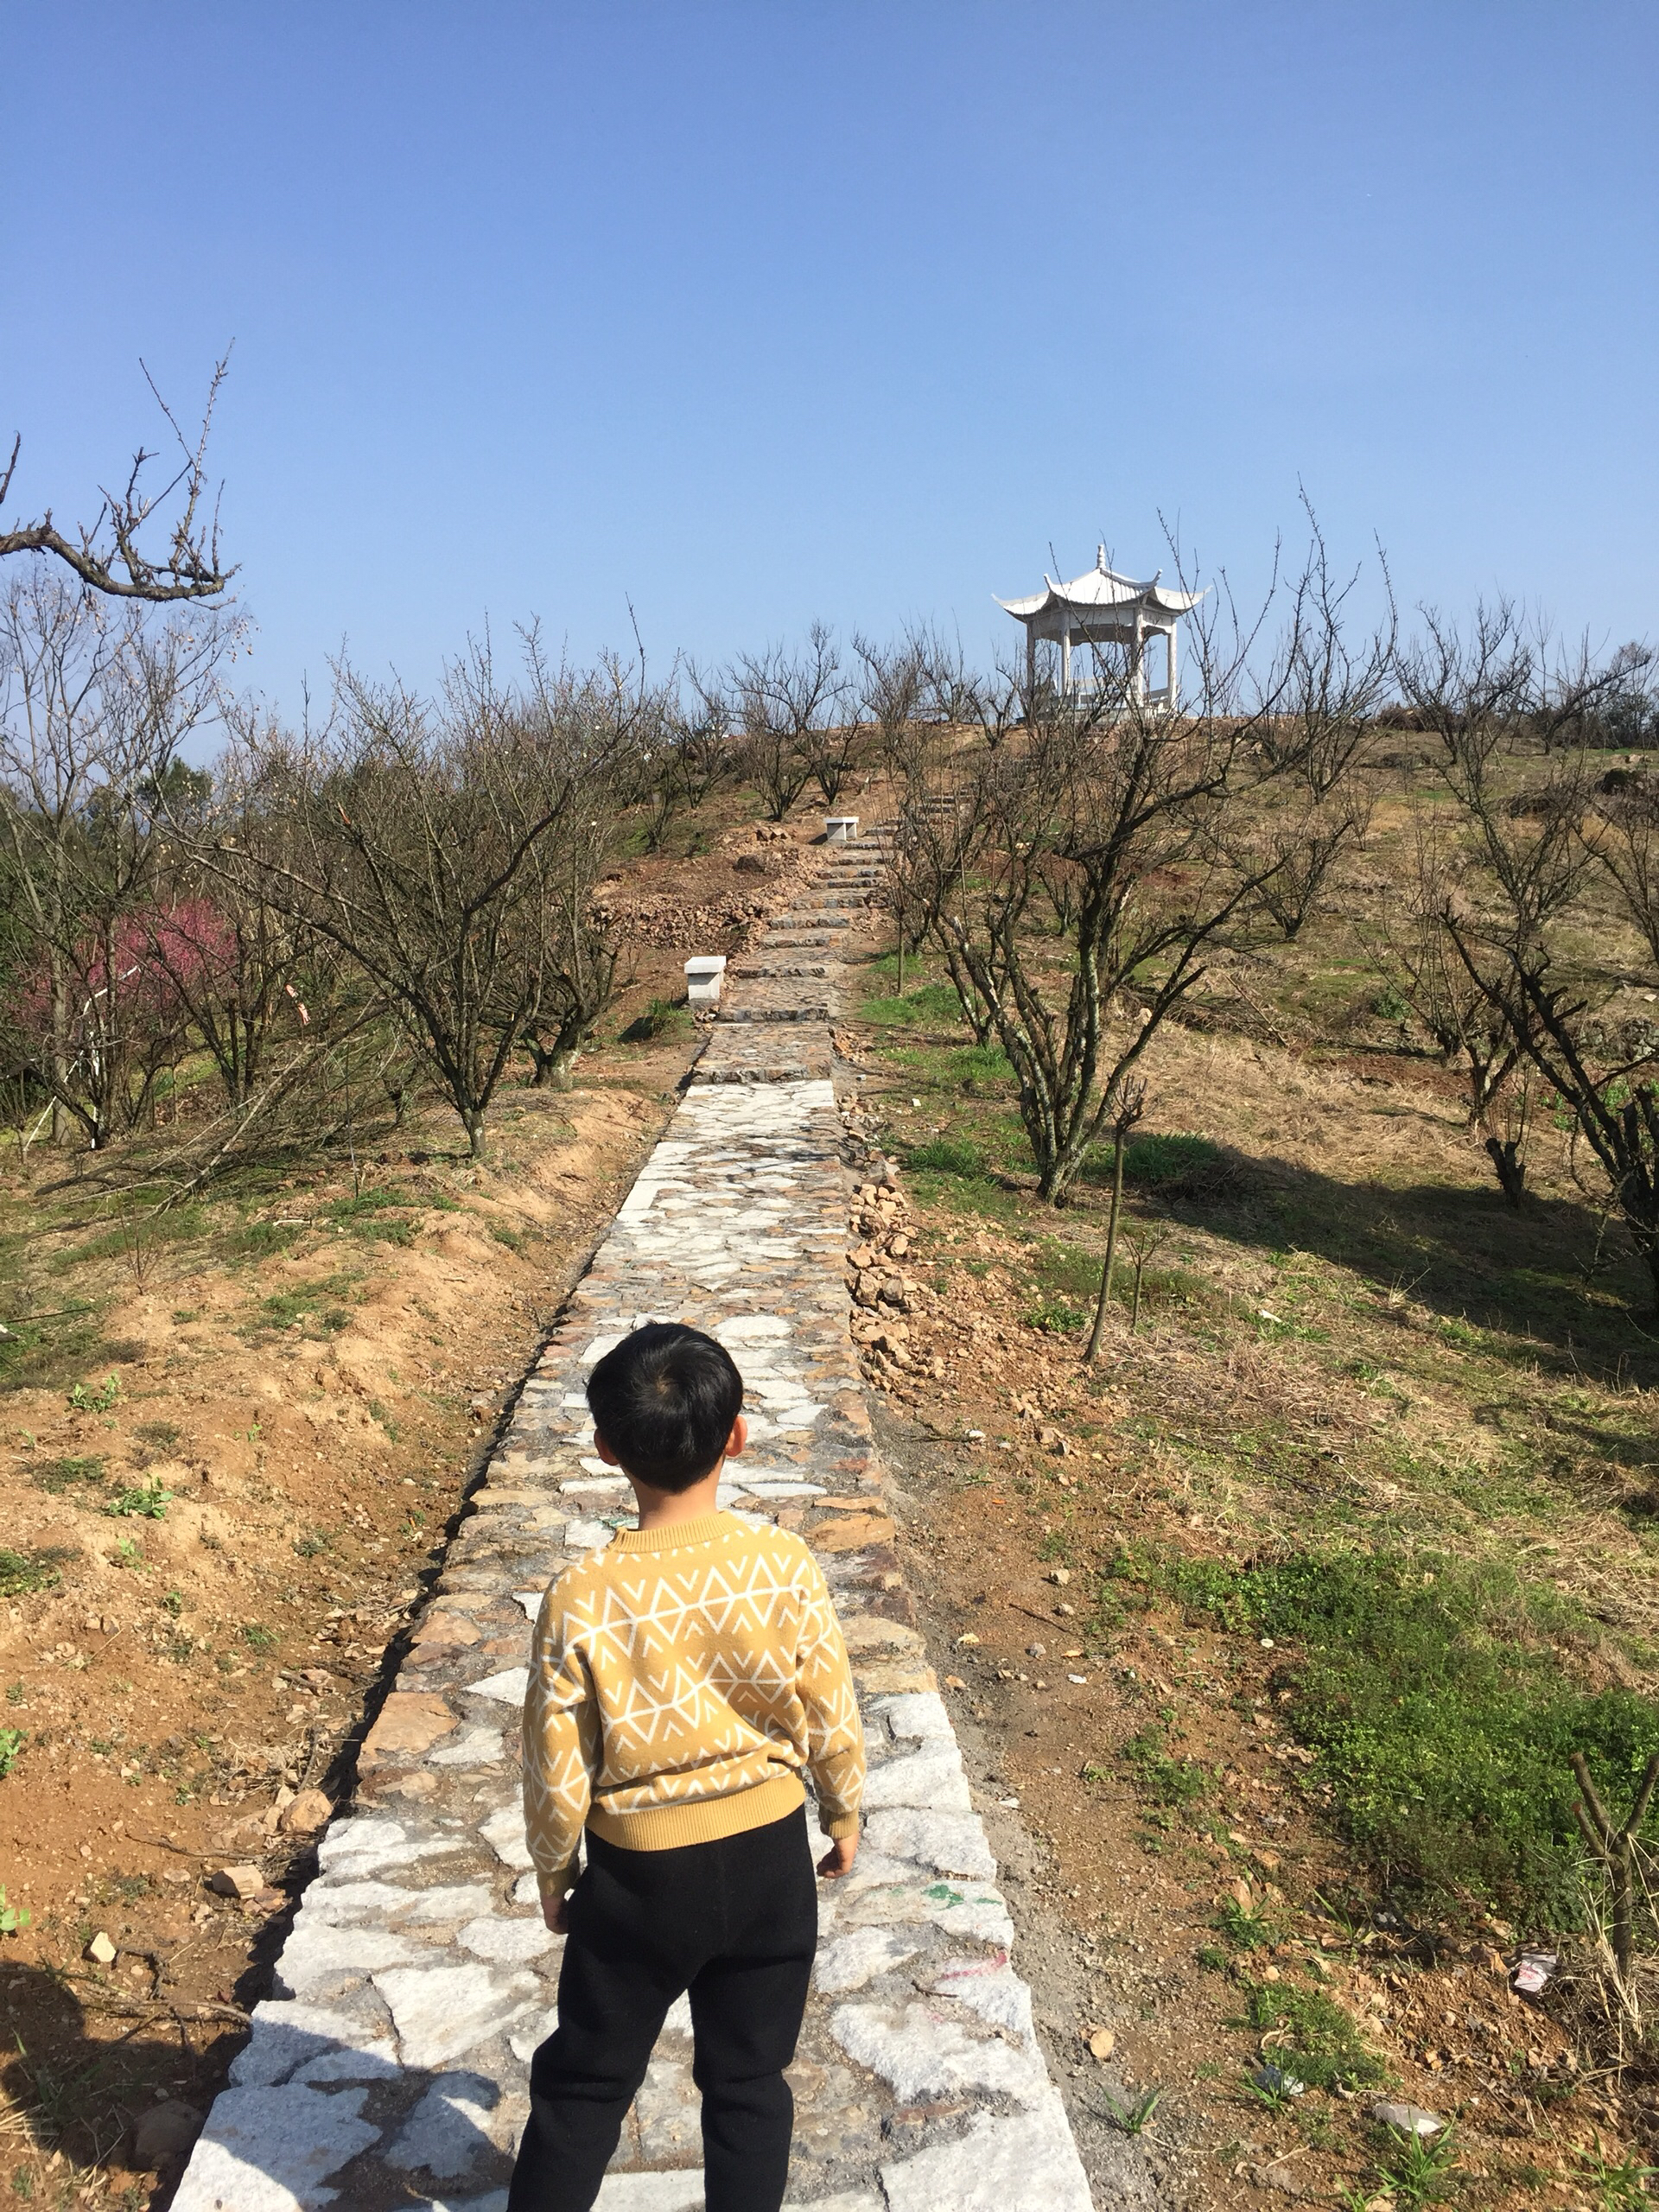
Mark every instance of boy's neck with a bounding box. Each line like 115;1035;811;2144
629;1459;725;1530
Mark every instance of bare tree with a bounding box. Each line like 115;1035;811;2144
1402;606;1659;1291
144;729;326;1108
1359;814;1527;1135
636;667;736;852
1;359;235;603
0;572;229;1145
208;635;641;1156
732;625;850;817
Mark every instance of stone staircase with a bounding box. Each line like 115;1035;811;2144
170;835;1094;2211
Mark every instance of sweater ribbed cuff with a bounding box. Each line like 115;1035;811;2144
823;1813;861;1840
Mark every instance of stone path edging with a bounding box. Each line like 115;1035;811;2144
171;836;1096;2212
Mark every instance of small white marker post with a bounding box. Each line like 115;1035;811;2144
684;955;728;1007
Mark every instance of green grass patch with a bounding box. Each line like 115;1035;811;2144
54;1204;210;1270
0;1728;24;1779
33;1452;106;1495
239;1623;278;1653
220;1219;306;1262
1084;1130;1227;1192
1232;1980;1384;2091
325;1187;417;1245
621;995;692;1043
1107;1542;1659;1917
906;1135;984;1177
860;980;963;1028
0;1306;136;1396
244;1271;361;1342
1118;1720;1214;1808
1026;1296;1084;1334
0;1547;73;1599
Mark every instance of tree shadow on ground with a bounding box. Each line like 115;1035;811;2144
1169;1147;1659;1389
0;1960;220;2205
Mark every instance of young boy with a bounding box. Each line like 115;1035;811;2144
510;1321;865;2212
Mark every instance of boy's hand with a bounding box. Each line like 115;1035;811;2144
816;1834;858;1880
541;1889;571;1933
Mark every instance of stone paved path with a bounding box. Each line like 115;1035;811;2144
171;836;1096;2212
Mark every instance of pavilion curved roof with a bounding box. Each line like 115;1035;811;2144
996;547;1205;622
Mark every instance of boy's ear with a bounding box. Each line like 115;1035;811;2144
725;1414;747;1460
593;1428;620;1467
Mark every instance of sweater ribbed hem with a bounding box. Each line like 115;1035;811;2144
608;1510;736;1556
587;1770;804;1851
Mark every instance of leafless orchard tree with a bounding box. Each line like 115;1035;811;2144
1230;516;1394;940
1;359;236;604
0;571;231;1145
1359;810;1529;1157
635;665;737;853
1400;603;1659;1288
730;623;852;817
886;544;1390;1207
206;634;644;1157
146;714;333;1109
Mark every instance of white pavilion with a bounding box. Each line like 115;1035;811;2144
997;548;1204;709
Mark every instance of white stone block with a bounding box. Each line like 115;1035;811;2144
468;1667;529;1707
594;2176;708;2210
814;1926;921;1993
925;1960;1033;2038
479;1805;535;1871
508;2005;558;2062
872;1692;955;1743
563;1518;616;1550
430;1726;509;1768
460;1914;556;1963
862;1809;997;1878
169;2084;379;2211
374;1961;538;2069
399;1883;498;1925
271;1921;422;2002
823;816;860;843
387;2070;499;2180
830;2000;1047;2106
228;2001;394;2089
879;2091;1096;2212
302;1878;417;1926
861;1747;972;1814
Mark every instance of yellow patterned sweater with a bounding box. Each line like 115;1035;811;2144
522;1510;865;1897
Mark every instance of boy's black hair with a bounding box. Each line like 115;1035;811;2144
585;1322;743;1494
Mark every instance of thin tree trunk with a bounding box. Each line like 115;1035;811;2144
1084;1134;1128;1365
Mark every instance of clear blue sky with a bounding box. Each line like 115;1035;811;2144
4;3;1655;712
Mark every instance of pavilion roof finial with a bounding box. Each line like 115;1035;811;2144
1096;544;1106;572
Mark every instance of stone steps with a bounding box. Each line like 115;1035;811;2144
169;837;1094;2212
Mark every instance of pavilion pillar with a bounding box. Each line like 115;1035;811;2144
1026;623;1036;696
1130;607;1146;708
1059;616;1072;698
1166;621;1178;714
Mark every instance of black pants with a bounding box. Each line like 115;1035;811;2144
508;1808;818;2212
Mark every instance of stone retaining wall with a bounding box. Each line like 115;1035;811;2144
171;837;1095;2212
